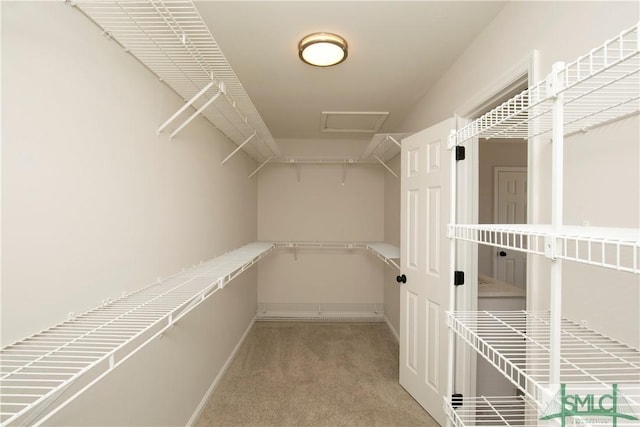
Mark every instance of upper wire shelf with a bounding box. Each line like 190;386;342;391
0;242;273;426
452;23;639;145
447;311;640;407
73;0;280;162
449;224;640;274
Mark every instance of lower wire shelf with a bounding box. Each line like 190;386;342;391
445;391;640;427
448;311;640;403
0;242;273;426
444;395;539;427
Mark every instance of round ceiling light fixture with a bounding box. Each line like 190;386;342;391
298;32;348;67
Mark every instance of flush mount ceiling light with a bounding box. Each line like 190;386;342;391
298;32;348;67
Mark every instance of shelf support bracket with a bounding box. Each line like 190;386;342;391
157;80;216;134
374;156;398;179
221;131;256;165
248;156;272;179
170;83;225;139
387;135;401;148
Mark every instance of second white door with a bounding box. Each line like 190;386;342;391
494;167;527;288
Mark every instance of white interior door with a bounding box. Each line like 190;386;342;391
493;167;527;288
400;118;453;425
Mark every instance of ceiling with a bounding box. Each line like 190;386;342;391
194;1;506;145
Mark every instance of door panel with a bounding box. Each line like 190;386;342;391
400;118;454;425
425;299;440;390
406;291;419;374
427;186;441;275
408;190;419;269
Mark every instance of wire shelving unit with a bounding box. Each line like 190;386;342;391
72;0;280;163
0;242;273;426
445;22;640;427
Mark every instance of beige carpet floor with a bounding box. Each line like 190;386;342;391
195;321;439;427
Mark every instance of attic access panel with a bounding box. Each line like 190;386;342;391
321;111;389;133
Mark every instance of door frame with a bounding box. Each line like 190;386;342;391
451;50;538;399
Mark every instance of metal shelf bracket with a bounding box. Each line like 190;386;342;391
157;81;217;134
342;163;348;186
222;131;256;165
169;83;225;140
248;156;273;179
374;155;398;179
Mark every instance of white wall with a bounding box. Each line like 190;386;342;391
257;143;385;313
2;2;258;424
399;1;639;346
561;116;639;347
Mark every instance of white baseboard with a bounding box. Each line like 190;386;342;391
187;315;255;426
384;315;400;343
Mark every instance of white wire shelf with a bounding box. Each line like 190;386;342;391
452;23;639;144
448;224;640;274
367;243;400;270
444;392;640;427
444;395;540;427
0;242;273;426
272;241;400;270
73;0;280;162
448;311;640;405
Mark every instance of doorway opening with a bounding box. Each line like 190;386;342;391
474;79;529;398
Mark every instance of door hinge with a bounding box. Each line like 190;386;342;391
455;146;465;161
454;271;464;286
452;393;463;408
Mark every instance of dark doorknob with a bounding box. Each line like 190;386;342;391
396;274;407;284
498;251;507;257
